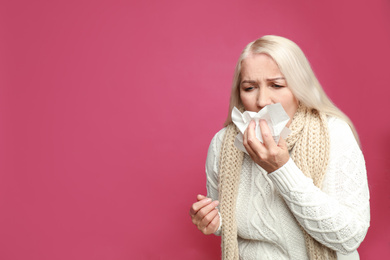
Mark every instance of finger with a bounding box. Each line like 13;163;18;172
243;132;256;159
245;120;264;155
189;197;212;216
198;201;219;229
197;194;207;201
243;121;254;154
199;207;219;230
259;119;277;149
195;200;219;223
204;210;221;234
277;136;287;149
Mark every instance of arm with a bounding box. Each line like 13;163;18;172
189;129;225;235
205;129;226;235
268;118;370;254
205;129;225;203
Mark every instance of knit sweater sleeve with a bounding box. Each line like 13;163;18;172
268;117;370;254
205;128;226;236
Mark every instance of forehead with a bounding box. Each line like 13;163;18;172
241;53;282;78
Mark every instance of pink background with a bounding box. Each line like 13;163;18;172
1;0;389;259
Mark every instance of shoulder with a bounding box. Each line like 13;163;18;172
212;127;227;145
327;116;359;151
327;116;352;133
207;127;227;157
205;127;227;178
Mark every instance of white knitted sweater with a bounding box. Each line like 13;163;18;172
206;117;370;260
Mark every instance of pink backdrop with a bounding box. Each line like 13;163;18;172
1;0;389;259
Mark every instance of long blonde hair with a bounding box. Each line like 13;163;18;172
224;35;359;144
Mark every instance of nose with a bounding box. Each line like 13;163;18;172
256;87;272;109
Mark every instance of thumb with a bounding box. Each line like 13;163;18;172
278;136;287;148
197;194;207;201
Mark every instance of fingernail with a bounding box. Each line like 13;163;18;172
205;198;212;203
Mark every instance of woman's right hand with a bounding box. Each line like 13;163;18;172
189;194;220;235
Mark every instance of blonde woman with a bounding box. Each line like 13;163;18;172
189;35;370;260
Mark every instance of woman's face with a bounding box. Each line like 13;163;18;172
239;53;299;126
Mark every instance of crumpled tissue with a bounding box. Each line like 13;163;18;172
231;103;292;154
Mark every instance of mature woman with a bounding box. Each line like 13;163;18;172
189;35;370;260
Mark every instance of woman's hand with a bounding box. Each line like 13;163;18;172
243;119;290;173
189;194;220;235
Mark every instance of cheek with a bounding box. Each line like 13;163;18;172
281;95;298;117
240;93;256;109
240;91;251;108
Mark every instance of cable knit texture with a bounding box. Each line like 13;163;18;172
207;105;370;260
288;105;336;260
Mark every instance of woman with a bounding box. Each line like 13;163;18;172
189;35;370;260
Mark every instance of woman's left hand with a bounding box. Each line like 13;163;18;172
243;119;290;173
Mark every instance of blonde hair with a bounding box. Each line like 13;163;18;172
224;35;360;144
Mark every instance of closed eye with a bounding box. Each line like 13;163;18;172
244;86;254;92
241;82;257;92
271;83;284;88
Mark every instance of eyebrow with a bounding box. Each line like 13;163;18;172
241;80;257;84
241;77;286;84
267;77;285;81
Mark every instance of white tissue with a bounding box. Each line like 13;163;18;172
231;103;292;154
